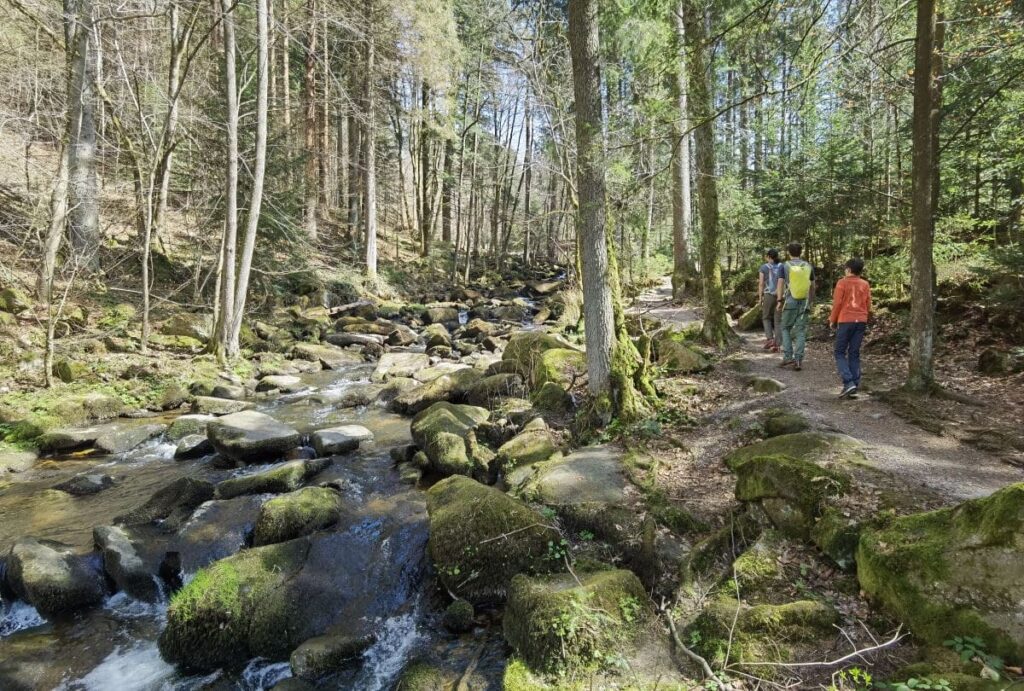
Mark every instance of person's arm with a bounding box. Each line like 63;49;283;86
758;268;765;296
829;281;844;326
865;282;872;323
808;269;817;306
775;264;786;307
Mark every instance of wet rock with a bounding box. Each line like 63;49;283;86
410;402;492;478
255;374;304;393
166;414;216;440
494;304;527;322
4;537;106;617
114;477;215;530
93;525;159;601
253;486;345;546
504;569;649;674
207;410;301;463
160;313;212;341
291;342;363;370
174;434;213;460
159;511;428;671
858;483;1024;663
396;661;448;690
389;368;482;415
310;425;373;456
376;377;419;404
191;396;252;416
442;599;475;633
94;423;166;455
53;473;115;496
216;458;332;499
289;632;375;679
747;376;786;394
36;425;106;453
465;373;527;408
426;475;559;605
371;352;431;382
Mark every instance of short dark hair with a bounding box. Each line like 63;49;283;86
845;258;865;275
786;242;802;258
765;248;779;261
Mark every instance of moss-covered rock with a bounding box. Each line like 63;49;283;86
495;426;557;472
732;453;851;539
4;537;106;617
289;632;374;679
653;330;711;374
53;359;87;384
532;381;574;414
502;331;579;377
760;409;810;438
686;595;839;669
396;660;448;690
531;348;586;389
724;432;865;470
442;598;475;633
426;476;560;605
217;458;332;499
423;323;451;350
160;313;212;341
732;531;786;593
0;286;31;313
291;342;362;370
737;304;762;331
465;373;528;408
503;569;650;674
51;392;124;426
809;506;861;569
115;477;215;530
857;483;1024;664
410;402;492;478
390;368;482;415
253;486;345;546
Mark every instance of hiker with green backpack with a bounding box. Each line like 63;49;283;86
775;242;815;371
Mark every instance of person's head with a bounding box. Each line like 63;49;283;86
844;258;865;276
786;242;802;258
765;248;779;263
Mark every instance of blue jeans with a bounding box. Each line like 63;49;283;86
834;322;866;387
780;299;809;361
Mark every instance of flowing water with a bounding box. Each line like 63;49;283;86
0;359;506;690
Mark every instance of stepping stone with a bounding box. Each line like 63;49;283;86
311;425;374;456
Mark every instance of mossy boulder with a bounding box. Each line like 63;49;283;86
653;330;711;373
207;410;301;463
4;537;106;617
530;348;586;389
724;432;865;470
289;632;374;679
51;392;124;425
495;425;557;472
0;286;31;313
748;376;786;393
503;569;649;674
410;402;492;478
466;373;528;408
396;660;447;690
502;331;579;378
857;483;1024;663
389;368;482;415
160;313;212;341
166;414;215;441
253;486;345;546
533;381;574;413
371;352;432;382
760;409;810;438
422;305;460;326
53;359;87;383
732;531;786;593
732;453;851;539
426;476;560;605
810;506;861;569
737;304;762;331
687;595;839;669
94;422;166;455
216;458;332;499
423;323;452;349
442;599;475;633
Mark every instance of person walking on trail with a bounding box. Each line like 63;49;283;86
758;249;782;352
829;258;871;399
776;242;815;371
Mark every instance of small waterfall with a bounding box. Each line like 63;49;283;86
0;599;46;637
353;607;424;691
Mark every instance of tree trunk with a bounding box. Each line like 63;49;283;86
522;97;533;265
442;136;453;245
212;0;239;362
64;0;99;267
363;25;378;281
683;0;733;346
38;145;69;302
566;0;615;403
302;0;318;241
906;0;941;392
671;0;693;300
229;0;269;356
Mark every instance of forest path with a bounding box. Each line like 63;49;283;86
634;276;1024;503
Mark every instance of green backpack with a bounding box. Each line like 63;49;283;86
785;260;812;300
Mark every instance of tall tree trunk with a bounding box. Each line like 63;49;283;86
442;136;454;245
64;0;99;267
522;97;533;265
566;0;616;402
302;0;318;241
683;0;732;346
419;83;433;256
212;0;239;361
906;0;941;392
671;0;693;300
363;25;378;280
229;0;270;356
38;146;69;302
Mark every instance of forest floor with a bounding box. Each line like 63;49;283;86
631;276;1024;529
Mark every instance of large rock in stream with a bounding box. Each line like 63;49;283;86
410;402;492;478
216;458;332;499
389;367;481;415
158;496;428;672
4;537;106;617
857;482;1024;664
252;486;346;546
426;476;559;605
207;411;301;463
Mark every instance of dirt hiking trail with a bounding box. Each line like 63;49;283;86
633;277;1024;503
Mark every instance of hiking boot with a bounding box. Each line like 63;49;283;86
779;359;796;368
794;360;803;371
770;345;780;353
839;384;857;399
762;339;775;350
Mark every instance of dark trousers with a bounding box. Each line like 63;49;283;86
834;322;866;387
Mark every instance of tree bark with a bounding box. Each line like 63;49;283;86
229;0;270;356
906;0;941;392
683;0;733;346
671;0;693;300
363;22;378;281
64;0;99;268
302;0;318;241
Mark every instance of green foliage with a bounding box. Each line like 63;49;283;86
878;677;952;691
944;636;1004;674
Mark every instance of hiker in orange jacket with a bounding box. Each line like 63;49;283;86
829;258;871;399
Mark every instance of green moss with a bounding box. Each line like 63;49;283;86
496;428;557;472
410;402;491;478
503;569;649;675
396;661;447;690
253;486;344;546
426;476;560;605
760;409;810;438
533;382;574;413
442;598;475;633
732;531;785;592
502;658;549;690
857;483;1024;663
531;348;587;389
810;507;861;569
724;432;865;470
